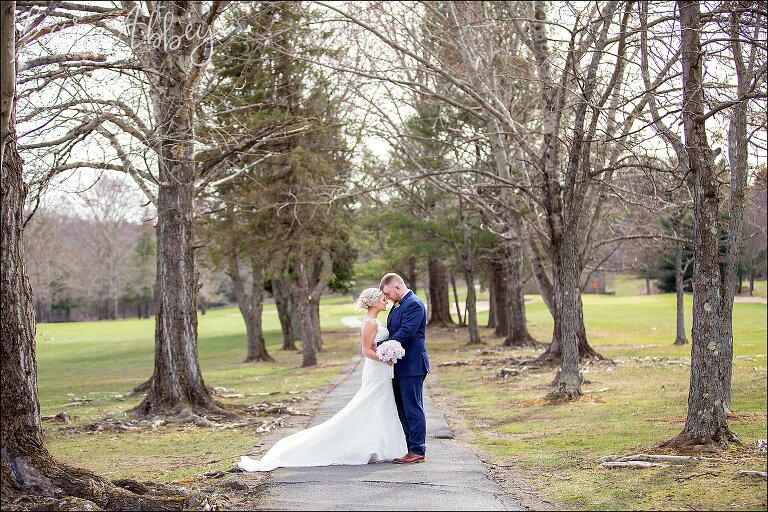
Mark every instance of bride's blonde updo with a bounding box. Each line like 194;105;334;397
355;287;384;310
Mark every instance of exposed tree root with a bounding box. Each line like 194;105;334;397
1;455;211;511
599;453;727;464
243;353;275;363
533;347;613;366
544;368;584;401
673;336;689;346
545;388;583;402
55;396;309;440
502;335;546;349
129;402;237;423
658;428;741;449
132;379;152;393
427;320;457;329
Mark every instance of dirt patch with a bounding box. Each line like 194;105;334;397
727;411;768;422
51;396;312;437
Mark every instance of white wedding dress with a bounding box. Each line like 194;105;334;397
237;319;407;472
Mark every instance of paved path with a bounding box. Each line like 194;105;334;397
254;356;524;511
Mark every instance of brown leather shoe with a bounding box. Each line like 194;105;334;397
393;452;425;464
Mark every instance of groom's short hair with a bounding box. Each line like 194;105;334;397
380;273;406;290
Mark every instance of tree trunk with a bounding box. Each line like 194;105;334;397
135;177;219;416
308;251;333;353
1;24;50;493
273;278;297;350
245;257;273;362
504;240;536;347
463;268;481;344
133;3;221;417
491;259;508;334
228;256;274;363
486;268;497;329
310;300;322;352
664;1;735;446
450;272;464;325
1;7;193;505
407;255;418;293
719;6;752;412
547;229;584;399
427;257;454;326
674;244;689;345
294;256;317;367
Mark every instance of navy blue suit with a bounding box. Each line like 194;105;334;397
382;290;429;456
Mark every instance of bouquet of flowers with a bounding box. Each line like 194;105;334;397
376;340;405;364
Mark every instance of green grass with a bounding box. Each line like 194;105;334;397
34;286;767;508
740;279;767;299
607;274;649;296
36;300;361;481
427;292;767;511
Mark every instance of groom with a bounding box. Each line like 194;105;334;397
379;273;430;464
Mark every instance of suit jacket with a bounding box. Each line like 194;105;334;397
383;290;429;378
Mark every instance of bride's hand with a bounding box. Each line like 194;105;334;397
385;360;394;366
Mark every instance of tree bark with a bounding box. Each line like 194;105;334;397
407;255;418;294
228;256;274;363
664;0;736;446
674;244;689;345
310;300;322;352
132;2;222;417
294;256;317;367
1;10;50;490
463;267;481;343
273;278;297;350
304;251;332;353
719;5;753;412
504;240;537;347
427;257;454;326
547;228;584;399
450;271;464;325
1;6;195;505
486;268;497;329
489;258;507;334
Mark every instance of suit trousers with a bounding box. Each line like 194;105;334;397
392;375;427;456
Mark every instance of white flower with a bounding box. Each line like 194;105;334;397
376;340;405;363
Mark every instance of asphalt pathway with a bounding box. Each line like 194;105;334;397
254;355;525;511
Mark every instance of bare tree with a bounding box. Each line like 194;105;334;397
15;1;316;417
2;2;202;506
318;1;650;397
660;0;766;447
78;176;139;319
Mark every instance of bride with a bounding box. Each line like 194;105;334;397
237;288;407;472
